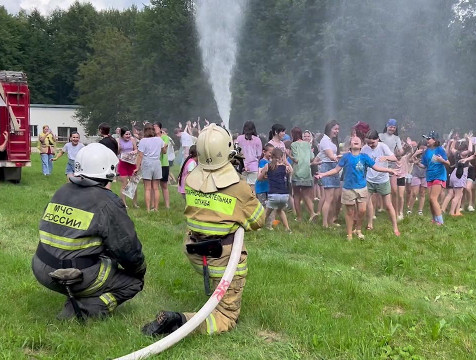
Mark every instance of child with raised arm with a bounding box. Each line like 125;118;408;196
255;143;274;207
421;131;449;225
394;143;413;220
52;131;84;181
316;136;397;240
407;140;428;215
446;136;472;216
258;147;293;232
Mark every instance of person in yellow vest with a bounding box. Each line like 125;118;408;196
143;123;265;336
38;125;56;176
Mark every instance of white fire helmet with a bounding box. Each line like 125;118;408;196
196;123;234;170
74;143;118;181
186;123;240;193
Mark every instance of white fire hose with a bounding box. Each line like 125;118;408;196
114;227;245;360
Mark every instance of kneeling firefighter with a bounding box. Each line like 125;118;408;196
143;123;265;336
32;143;146;319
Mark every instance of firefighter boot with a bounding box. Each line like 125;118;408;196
142;311;186;336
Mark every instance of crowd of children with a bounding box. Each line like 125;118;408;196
53;118;474;240
229;119;475;240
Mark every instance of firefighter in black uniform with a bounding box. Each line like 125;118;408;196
32;143;146;319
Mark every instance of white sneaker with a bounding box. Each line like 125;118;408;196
418;210;423;216
406;210;412;215
468;205;475;212
397;214;404;221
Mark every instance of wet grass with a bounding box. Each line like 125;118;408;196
0;156;475;359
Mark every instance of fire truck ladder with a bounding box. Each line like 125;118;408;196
0;71;29;162
0;72;23;132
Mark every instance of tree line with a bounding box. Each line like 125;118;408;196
1;0;475;135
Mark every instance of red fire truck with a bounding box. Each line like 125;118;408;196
0;71;31;183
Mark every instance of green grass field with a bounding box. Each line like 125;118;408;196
1;156;476;359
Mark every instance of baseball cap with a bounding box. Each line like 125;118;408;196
387;119;397;127
422;131;439;140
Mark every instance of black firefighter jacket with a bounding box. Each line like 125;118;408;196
33;177;146;288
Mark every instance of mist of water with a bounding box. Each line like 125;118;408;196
194;0;248;129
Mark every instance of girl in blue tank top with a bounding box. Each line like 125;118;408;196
258;148;293;232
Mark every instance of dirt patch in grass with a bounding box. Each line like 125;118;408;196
23;347;50;359
332;312;351;319
258;330;286;343
453;285;468;293
382;305;405;316
462;335;474;354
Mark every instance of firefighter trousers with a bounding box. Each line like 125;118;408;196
183;238;248;335
32;255;144;319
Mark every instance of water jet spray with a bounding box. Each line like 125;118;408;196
194;0;248;129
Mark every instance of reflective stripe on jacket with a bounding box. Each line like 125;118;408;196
35;178;145;275
184;180;265;236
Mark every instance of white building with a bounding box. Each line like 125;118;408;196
30;104;97;143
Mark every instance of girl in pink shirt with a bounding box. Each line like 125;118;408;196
236;121;262;191
394;144;413;220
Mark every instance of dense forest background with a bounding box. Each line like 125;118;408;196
1;0;475;135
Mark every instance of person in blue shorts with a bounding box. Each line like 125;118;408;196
259;147;293;232
52;132;84;181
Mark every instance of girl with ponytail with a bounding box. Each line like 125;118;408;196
178;145;198;198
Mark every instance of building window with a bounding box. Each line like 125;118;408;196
57;127;78;142
30;125;38;137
